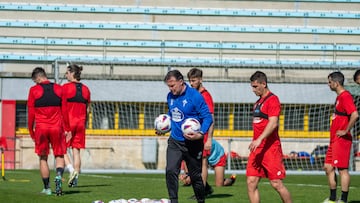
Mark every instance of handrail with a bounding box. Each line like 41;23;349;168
1;53;359;68
1;36;360;51
0;20;359;35
0;2;359;19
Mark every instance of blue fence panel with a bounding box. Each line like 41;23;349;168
1;53;360;68
0;3;359;19
0;20;359;35
1;37;360;51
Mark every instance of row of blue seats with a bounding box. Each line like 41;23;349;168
1;53;359;68
0;2;359;19
1;36;360;51
0;20;359;35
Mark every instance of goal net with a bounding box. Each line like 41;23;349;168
43;61;360;173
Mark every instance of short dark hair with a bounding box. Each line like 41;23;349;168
353;69;360;82
250;71;267;84
164;69;184;82
187;68;203;79
31;67;46;80
67;64;83;81
328;71;345;86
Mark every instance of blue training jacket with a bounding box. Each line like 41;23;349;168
167;83;213;141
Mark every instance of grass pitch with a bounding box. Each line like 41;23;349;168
0;170;359;203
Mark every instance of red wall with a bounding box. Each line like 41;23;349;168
0;100;16;169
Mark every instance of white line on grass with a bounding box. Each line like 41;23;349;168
80;174;114;179
81;174;165;182
261;182;357;189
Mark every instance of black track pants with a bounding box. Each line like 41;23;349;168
165;137;205;203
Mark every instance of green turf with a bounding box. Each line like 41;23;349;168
0;170;359;203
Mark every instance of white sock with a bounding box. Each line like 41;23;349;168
66;164;74;174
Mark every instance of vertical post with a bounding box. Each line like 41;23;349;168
227;138;232;171
53;60;59;84
333;43;337;69
1;148;5;180
349;143;354;171
161;40;169;75
349;128;355;171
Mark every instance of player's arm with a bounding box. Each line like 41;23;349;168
204;116;214;150
27;89;35;141
249;116;278;152
203;92;214;150
61;86;71;133
198;95;213;136
336;110;359;137
86;86;91;116
185;95;213;140
60;85;73;143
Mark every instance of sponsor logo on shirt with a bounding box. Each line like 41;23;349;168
182;99;188;107
253;117;262;124
171;107;184;122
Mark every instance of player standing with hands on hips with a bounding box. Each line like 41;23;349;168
27;67;66;196
246;71;292;203
62;64;91;187
323;72;358;203
157;70;213;203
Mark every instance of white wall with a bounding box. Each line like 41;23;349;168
0;78;335;104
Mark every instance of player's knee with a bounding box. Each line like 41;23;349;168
269;179;283;190
246;177;259;189
323;164;334;174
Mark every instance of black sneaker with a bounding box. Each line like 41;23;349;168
205;186;214;197
188;194;197;200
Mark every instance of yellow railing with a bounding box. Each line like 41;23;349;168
16;128;329;138
16;102;332;138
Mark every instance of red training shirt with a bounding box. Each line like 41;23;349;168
330;90;357;140
252;92;281;148
27;80;63;139
62;82;91;132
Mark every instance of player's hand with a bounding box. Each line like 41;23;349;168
184;132;202;140
179;173;191;186
248;138;261;152
336;130;347;137
155;130;165;136
65;131;72;143
204;138;212;151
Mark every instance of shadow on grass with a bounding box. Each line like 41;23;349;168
206;193;234;199
63;184;111;195
63;190;91;195
349;201;360;203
